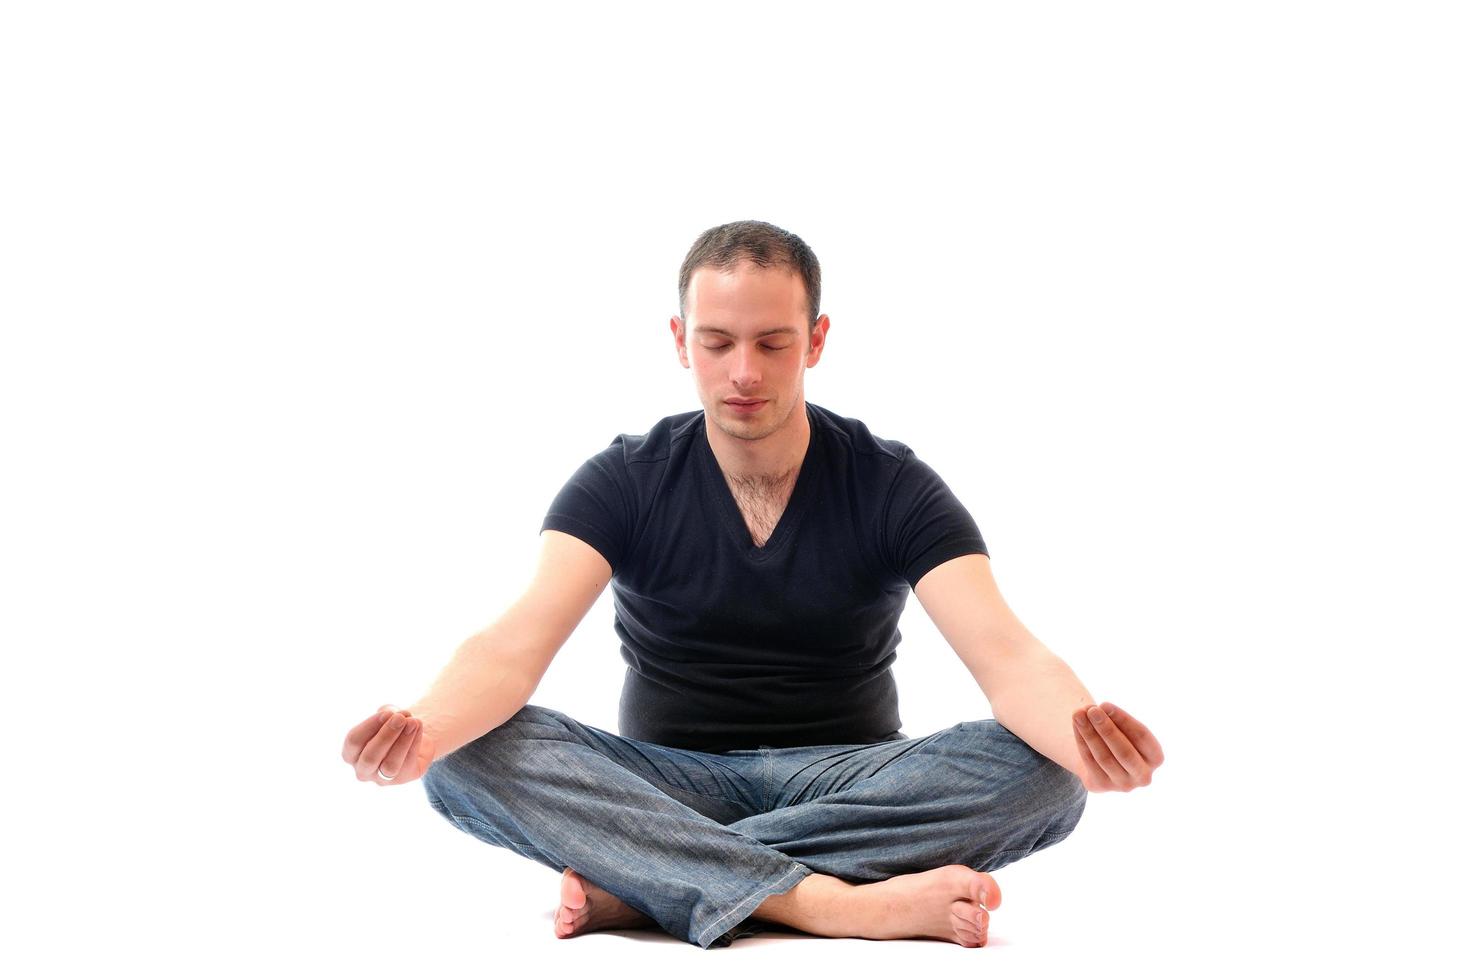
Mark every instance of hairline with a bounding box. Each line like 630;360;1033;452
676;220;822;327
680;261;815;327
691;325;801;338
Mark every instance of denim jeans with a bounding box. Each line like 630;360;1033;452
421;703;1087;949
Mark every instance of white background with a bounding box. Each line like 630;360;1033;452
3;1;1471;976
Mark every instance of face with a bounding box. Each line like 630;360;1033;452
670;261;829;443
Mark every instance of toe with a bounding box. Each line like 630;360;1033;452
555;908;589;938
560;869;588;912
973;871;1002;911
951;900;986;944
951;917;982;947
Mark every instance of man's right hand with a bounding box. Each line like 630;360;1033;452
342;705;434;785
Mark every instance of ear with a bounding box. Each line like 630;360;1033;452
670;316;690;369
805;314;830;367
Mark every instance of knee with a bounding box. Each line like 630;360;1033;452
422;703;562;793
421;752;470;807
958;720;1087;837
489;702;569;734
1035;760;1088;840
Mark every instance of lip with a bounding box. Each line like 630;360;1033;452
725;398;766;414
726;399;764;405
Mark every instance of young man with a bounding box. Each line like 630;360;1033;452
341;220;1165;949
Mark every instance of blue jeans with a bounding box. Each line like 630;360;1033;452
422;703;1087;949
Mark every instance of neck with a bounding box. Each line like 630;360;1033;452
706;399;810;483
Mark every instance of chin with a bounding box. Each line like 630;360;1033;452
718;421;763;441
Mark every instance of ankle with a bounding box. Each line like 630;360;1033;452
751;873;855;936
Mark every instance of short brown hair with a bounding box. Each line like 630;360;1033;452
677;219;822;329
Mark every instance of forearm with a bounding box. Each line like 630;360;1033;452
408;625;541;764
980;639;1094;781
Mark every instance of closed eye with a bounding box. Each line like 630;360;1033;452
703;344;788;351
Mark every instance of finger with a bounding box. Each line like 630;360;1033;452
1072;722;1113;791
1087;705;1152;782
371;720;419;791
1074;707;1131;787
1102;703;1166;768
341;708;394;762
376;720;421;784
355;713;410;781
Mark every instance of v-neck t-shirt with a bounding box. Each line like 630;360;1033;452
539;400;989;752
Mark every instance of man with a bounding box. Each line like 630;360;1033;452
340;220;1165;949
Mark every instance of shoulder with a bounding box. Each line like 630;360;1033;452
592;407;704;469
545;409;705;568
808;401;915;472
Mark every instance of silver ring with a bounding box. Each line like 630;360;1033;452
377;767;395;781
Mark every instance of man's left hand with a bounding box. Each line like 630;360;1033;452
1071;702;1165;793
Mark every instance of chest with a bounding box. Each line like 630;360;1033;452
612;445;909;655
722;471;798;548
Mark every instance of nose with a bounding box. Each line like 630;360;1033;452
731;346;761;390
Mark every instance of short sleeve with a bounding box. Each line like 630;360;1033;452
880;448;989;589
539;438;633;575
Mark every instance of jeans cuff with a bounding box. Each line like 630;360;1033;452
695;862;812;949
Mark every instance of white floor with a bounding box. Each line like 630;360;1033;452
160;762;1454;979
9;712;1463;977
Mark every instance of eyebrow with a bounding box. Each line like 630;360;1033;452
692;326;799;338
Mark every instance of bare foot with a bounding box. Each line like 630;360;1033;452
554;867;657;939
844;865;1002;947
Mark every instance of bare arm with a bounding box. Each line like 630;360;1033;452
971;636;1094;780
408;529;613;763
914;553;1164;790
913;554;1091;778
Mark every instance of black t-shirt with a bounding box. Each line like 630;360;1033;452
539;400;989;752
